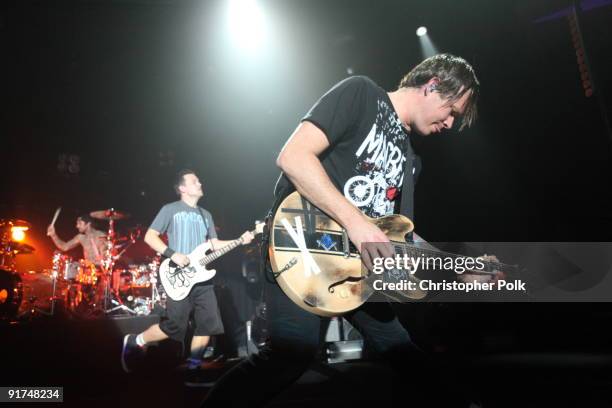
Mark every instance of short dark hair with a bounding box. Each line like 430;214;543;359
398;53;480;131
174;169;196;195
78;214;94;225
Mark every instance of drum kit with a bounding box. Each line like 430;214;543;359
0;210;167;321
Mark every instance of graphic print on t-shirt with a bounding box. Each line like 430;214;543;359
171;211;208;255
343;99;408;218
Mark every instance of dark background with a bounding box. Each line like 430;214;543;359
1;2;612;405
3;0;611;267
2;0;612;331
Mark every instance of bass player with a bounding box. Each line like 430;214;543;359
121;169;254;384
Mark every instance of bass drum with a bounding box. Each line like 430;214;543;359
18;270;68;317
0;269;23;320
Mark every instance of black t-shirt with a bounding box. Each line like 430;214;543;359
275;76;417;218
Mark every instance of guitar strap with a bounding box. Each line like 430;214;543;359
196;206;212;242
398;146;421;243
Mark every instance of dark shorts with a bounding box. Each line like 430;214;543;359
159;284;225;342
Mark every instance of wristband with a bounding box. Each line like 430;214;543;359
163;247;175;258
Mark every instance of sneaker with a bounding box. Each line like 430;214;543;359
203;346;214;359
186;357;204;370
121;334;146;373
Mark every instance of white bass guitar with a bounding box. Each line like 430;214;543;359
160;222;264;301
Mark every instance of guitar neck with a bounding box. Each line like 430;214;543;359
199;238;243;265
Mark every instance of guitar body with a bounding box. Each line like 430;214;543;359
159;241;217;301
270;191;425;317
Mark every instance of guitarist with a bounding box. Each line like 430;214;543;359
121;169;254;381
205;54;492;406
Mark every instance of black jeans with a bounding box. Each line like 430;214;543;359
202;276;437;407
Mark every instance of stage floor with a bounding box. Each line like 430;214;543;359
2;315;612;407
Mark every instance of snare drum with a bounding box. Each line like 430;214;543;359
52;252;79;281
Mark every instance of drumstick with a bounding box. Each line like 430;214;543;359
50;207;62;227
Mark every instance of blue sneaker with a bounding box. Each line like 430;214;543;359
121;334;145;373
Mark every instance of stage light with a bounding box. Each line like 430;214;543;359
417;27;438;58
11;226;28;242
416;26;427;37
228;0;266;52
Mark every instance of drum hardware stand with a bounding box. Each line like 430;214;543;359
39;269;60;316
90;208;137;315
102;216;118;313
106;298;137;314
108;232;142;315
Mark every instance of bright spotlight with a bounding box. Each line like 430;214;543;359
11;226;27;242
228;0;266;52
417;26;439;58
416;26;427;37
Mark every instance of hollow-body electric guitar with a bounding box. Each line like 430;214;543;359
269;191;517;316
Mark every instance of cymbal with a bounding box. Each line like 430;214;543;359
9;241;35;255
90;209;130;220
0;219;32;229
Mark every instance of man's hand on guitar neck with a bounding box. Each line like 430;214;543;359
458;254;505;284
240;231;255;245
347;216;395;273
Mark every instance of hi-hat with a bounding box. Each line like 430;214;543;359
90;209;130;221
9;241;35;255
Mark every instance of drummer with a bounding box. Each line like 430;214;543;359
47;214;106;266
